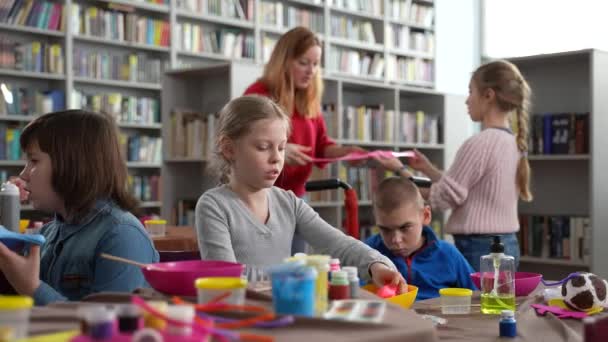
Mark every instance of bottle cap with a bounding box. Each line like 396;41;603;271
342;266;358;280
331;270;348;283
501;310;515;319
0;182;19;195
330;258;340;266
490;236;505;253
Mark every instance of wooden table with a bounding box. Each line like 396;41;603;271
151;226;198;251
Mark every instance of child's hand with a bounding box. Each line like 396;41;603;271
0;242;41;296
370;262;408;295
8;176;29;202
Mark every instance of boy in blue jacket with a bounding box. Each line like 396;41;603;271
365;176;476;300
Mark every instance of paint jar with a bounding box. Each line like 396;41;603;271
499;310;517;337
144;219;167;237
439;288;473;314
342;267;359;298
329;271;350;300
166;305;195;336
0;295;33;340
143;301;168;330
269;262;318;317
304;255;330;316
115;304;142;334
195;277;247;305
87;307;116;340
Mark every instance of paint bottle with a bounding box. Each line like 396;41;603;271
329;270;350;300
342;266;359;298
115;304;141;334
87;307;116;340
499;310;517;338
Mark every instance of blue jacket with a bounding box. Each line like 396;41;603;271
34;200;159;305
365;226;476;300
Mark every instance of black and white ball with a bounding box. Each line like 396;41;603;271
561;272;608;311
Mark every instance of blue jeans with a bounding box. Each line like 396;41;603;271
453;233;520;272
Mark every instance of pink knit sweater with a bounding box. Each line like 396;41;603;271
430;128;520;235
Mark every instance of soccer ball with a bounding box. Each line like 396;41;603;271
561;272;608;311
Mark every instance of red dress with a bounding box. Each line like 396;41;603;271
244;81;335;197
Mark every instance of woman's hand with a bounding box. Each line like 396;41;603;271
370;262;408;295
8;176;29;202
407;149;434;173
372;155;414;178
285;143;313;166
0;243;41;296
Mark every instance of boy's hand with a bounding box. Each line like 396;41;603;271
370;262;408;295
8;176;29;202
0;242;41;296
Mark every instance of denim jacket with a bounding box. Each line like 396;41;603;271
34;199;159;305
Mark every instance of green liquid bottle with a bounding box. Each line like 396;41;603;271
480;236;516;314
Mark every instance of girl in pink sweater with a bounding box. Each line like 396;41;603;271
377;60;533;271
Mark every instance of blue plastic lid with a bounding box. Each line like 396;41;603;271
268;262;317;279
0;225;45;252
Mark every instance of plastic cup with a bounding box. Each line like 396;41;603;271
269;262;317;317
439;288;473;314
0;295;33;340
195;277;247;305
144;219;167;237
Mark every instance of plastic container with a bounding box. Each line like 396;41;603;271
342;266;359;298
166;305;195;336
0;295;33;340
269;262;318;317
329;270;350;300
144;219;167;237
362;284;419;310
480;236;516;314
0;182;20;232
304;255;330;316
499;309;517;338
195;277;247;305
439;288;473;314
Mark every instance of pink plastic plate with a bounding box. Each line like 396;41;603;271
470;272;542;297
142;260;244;297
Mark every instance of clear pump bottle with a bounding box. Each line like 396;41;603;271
480;236;516;314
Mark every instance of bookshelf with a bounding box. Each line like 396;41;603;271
160;62;466;238
506;49;608;279
0;0;437;223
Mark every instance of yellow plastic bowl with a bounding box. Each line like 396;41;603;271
362;284;419;309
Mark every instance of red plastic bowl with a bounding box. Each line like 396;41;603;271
470;272;542;297
141;260;244;296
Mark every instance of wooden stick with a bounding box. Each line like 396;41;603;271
100;253;148;268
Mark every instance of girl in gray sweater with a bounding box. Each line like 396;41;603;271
195;95;406;292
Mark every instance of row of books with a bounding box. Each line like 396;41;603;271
71;90;160;126
330;16;377;44
71;4;170;47
304;162;380;203
168;110;215;159
0;0;64;31
0;123;20;160
176;0;254;21
0;37;63;74
328;47;384;78
518;215;591;264
329;0;383;17
119;133;162;164
175;23;255;59
389;0;434;27
128;174;161;202
261;34;277;63
0;84;63;115
72;48;166;84
260;1;324;34
386;56;433;83
388;25;434;54
332;105;440;144
173;199;196;226
529;113;589;155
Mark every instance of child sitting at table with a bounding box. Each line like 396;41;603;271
195;95;407;293
0;110;159;305
365;176;476;300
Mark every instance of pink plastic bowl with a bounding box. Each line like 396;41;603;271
141;260;244;296
470;272;542;297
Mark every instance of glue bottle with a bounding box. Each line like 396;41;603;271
480;236;516;314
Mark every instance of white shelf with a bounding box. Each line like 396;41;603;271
0;115;38;122
0;160;25;166
127;162;161;168
97;0;169;13
0;23;64;37
390;78;435;88
388;18;434;31
176;11;254;29
287;0;324;8
164;157;207;163
528;154;590;161
139;201;162;208
327;70;385;84
0;69;65;80
117;122;162;129
177;50;254;63
329;37;384;53
73;35;170;53
520;256;589;267
389;48;434;59
336;139;443;150
329;6;384;22
73;77;161;90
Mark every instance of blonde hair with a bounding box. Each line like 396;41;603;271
373;177;425;213
260;26;323;118
472;60;533;201
211;95;291;184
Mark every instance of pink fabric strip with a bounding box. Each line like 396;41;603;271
311;150;415;163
